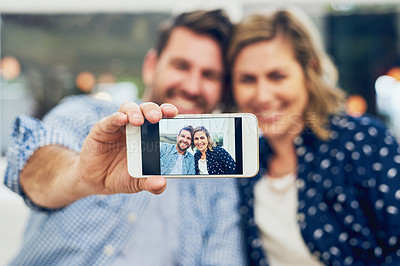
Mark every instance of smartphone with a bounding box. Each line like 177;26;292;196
126;113;259;178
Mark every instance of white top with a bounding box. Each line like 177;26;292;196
198;158;209;175
170;153;184;175
254;173;323;266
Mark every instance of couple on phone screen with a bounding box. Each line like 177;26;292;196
160;125;236;175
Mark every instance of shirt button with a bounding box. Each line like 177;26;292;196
128;213;137;223
295;179;305;189
103;245;115;256
293;136;303;145
297;213;305;223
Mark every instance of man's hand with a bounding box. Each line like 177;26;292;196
79;102;178;195
20;102;178;209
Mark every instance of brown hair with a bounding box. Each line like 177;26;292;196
178;125;194;137
227;7;346;139
155;9;232;60
192;126;215;151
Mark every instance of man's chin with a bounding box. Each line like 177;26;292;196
178;144;189;151
174;105;201;114
169;100;205;114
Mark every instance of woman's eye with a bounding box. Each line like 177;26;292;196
269;72;286;81
237;75;255;84
175;63;188;70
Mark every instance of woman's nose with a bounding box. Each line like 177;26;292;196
256;79;275;104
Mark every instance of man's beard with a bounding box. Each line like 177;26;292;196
177;141;190;152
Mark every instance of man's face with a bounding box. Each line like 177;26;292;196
176;129;192;152
143;27;224;114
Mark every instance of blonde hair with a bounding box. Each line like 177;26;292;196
193;126;215;151
227;7;346;140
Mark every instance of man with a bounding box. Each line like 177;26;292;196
160;126;195;175
4;9;244;265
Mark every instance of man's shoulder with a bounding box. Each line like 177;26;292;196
160;142;175;153
60;95;118;109
44;95;119;121
185;150;195;159
161;142;174;148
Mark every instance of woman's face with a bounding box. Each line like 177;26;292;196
232;36;309;140
193;131;208;153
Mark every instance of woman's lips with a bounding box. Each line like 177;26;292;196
256;110;284;124
196;143;205;150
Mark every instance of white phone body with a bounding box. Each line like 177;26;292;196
126;113;259;178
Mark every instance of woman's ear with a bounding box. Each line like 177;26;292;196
142;49;158;86
309;57;320;72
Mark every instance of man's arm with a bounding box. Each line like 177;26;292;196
20;145;83;209
18;102;177;209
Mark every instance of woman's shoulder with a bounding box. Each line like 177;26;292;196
328;114;393;142
320;114;400;163
212;145;226;153
193;150;201;158
210;146;231;157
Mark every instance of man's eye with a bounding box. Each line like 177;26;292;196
172;61;189;70
204;71;222;81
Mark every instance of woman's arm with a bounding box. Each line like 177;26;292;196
217;147;236;174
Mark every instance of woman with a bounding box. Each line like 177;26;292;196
192;126;236;175
228;7;400;265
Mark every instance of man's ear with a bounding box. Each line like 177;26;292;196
142;49;158;87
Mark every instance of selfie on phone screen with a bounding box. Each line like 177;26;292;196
158;117;241;176
126;114;258;178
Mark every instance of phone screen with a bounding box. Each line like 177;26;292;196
140;117;243;176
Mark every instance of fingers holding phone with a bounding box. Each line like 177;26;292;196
78;101;177;196
118;102;179;126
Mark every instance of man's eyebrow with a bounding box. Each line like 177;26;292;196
170;57;189;64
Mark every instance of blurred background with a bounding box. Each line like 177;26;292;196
1;0;400;264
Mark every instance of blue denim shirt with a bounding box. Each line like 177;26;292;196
160;142;195;175
4;95;245;266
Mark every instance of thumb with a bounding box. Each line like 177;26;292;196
138;176;167;195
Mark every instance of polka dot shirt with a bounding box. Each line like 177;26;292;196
238;115;400;265
194;146;236;175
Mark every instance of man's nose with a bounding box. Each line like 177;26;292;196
182;70;202;96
